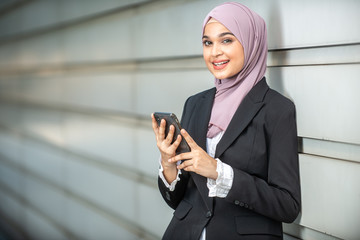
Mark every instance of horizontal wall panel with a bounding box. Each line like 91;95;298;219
24;176;66;231
256;0;360;48
65;156;138;223
0;161;24;197
0;188;24;226
135;70;213;117
2;0;358;67
0;0;150;38
267;64;360;144
21;106;64;145
283;223;342;240
63;112;135;167
0;155;145;240
1;72;135;113
0;43;21;68
17;31;64;67
137;184;173;237
0;42;358;80
63;188;140;240
0;0;21;11
0;103;160;179
132;0;207;59
301;137;360;163
23;201;67;240
0;103;21;130
135;128;162;178
16;74;64;106
62;73;135;112
268;44;360;67
298;154;360;240
21;138;68;185
133;0;360;58
62;9;135;63
0;130;21;164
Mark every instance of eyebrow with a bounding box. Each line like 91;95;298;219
202;32;235;39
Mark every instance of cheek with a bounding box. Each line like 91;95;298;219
232;50;245;71
203;48;210;60
203;50;213;67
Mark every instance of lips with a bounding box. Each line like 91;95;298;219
212;60;229;70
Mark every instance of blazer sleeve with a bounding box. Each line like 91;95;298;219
224;103;301;223
157;97;193;210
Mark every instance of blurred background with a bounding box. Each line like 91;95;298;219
0;0;359;239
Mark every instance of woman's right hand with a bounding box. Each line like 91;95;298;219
151;114;182;175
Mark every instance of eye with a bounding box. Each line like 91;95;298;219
203;40;212;46
222;38;233;44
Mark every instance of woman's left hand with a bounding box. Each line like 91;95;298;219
168;129;218;180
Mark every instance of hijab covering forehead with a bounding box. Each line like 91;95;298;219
203;2;268;138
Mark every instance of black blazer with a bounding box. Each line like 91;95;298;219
158;78;301;240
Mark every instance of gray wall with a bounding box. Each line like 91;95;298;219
0;0;359;239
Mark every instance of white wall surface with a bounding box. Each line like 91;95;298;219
0;0;359;239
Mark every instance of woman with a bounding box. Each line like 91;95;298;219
151;2;301;240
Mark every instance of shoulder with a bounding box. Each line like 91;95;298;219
265;88;295;113
180;87;215;125
262;87;297;131
187;87;215;102
184;87;216;108
252;78;295;115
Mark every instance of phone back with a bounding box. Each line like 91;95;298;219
154;112;190;154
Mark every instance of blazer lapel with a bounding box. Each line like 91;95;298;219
189;88;215;212
215;78;269;158
193;88;216;150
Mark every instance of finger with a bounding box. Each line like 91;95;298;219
158;119;166;140
151;114;159;135
169;152;192;163
180;129;198;149
169;134;182;150
178;161;196;173
165;125;175;143
183;166;195;172
177;159;192;170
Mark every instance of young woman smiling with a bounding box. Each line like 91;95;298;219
202;18;245;80
151;2;301;240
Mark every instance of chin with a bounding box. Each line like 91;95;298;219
213;72;231;79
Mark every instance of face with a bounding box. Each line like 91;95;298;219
202;20;245;80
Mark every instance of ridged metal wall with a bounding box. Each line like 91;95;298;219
0;0;359;239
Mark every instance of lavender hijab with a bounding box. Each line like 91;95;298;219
203;2;268;138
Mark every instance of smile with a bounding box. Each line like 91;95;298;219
213;60;229;66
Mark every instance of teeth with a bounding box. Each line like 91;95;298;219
213;61;229;66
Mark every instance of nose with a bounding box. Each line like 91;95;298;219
211;43;222;57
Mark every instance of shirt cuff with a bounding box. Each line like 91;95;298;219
158;157;182;191
207;158;234;198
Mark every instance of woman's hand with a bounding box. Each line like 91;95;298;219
151;114;182;183
168;129;218;180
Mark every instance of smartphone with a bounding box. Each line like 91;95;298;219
153;112;190;154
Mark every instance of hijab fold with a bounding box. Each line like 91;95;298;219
203;2;268;138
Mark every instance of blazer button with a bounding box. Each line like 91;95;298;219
239;202;245;207
244;204;249;208
234;200;240;205
206;211;212;218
